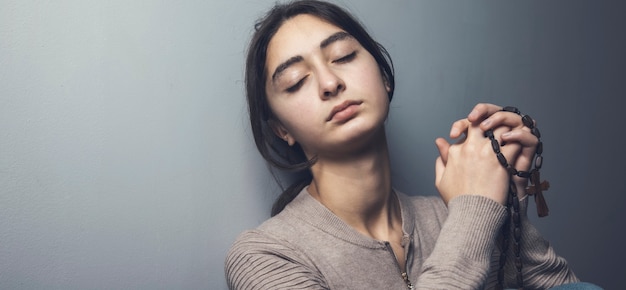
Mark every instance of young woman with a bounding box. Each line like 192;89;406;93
225;1;597;289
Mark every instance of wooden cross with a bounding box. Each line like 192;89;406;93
525;169;550;217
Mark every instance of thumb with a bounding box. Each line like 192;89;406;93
435;137;450;164
435;156;445;188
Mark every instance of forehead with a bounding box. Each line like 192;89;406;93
266;14;345;65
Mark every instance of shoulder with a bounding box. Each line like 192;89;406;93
225;227;327;290
224;193;330;290
226;212;310;257
225;228;300;267
225;206;318;270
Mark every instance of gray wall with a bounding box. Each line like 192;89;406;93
1;0;623;289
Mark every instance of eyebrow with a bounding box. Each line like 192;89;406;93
271;55;304;83
320;31;352;49
271;31;354;83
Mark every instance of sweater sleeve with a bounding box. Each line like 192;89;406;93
502;196;579;289
416;195;508;289
224;230;328;290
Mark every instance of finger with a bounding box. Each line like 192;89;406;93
480;111;536;132
449;118;470;139
492;124;521;153
501;128;540;171
435;137;451;164
500;129;539;148
464;122;489;143
467;103;503;123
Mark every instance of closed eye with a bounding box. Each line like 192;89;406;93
285;75;308;93
333;51;357;64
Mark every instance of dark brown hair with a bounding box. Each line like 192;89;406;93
246;0;395;216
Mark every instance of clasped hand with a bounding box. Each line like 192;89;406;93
435;103;540;205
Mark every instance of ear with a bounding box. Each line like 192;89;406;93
268;119;295;146
384;78;392;94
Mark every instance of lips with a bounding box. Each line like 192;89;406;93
327;100;362;122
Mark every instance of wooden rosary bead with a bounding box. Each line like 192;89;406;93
512;212;520;224
522;115;534;128
532;127;541;138
497;153;507;167
534;156;543;169
536;142;543;155
491;138;501;153
503;106;520;114
507;165;518;175
512;196;520;210
499;253;507;266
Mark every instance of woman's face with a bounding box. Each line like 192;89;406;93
265;14;390;158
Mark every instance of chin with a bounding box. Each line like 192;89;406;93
338;117;386;146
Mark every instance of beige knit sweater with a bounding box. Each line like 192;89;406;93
225;188;578;289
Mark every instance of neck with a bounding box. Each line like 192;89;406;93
307;130;401;242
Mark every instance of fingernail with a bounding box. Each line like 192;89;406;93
502;132;511;137
468;109;478;119
481;119;491;127
450;127;459;136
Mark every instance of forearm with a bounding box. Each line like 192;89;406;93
503;196;579;289
417;195;507;289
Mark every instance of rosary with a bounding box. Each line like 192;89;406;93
485;106;550;290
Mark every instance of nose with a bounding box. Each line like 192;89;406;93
318;67;345;99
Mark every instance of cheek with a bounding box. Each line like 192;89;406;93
352;56;388;94
357;66;391;118
354;72;391;112
269;97;318;134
